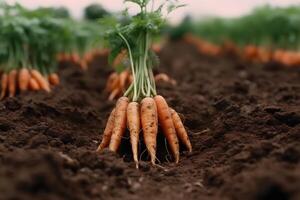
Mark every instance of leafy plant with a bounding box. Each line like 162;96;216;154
103;0;183;101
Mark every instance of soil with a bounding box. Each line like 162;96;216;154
0;41;300;200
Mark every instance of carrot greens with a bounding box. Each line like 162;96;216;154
103;0;183;102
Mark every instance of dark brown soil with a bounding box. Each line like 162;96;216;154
0;41;300;200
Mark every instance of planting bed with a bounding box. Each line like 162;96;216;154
0;41;300;200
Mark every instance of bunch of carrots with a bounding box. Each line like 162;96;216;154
0;5;67;99
0;3;107;99
97;0;191;168
0;69;59;99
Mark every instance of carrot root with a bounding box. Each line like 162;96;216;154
170;108;192;153
29;77;40;91
0;73;8;99
127;102;141;168
8;70;17;97
97;109;116;152
48;73;60;86
141;97;158;165
19;68;31;92
30;69;51;92
154;95;180;163
109;97;129;152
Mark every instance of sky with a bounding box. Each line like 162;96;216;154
6;0;300;23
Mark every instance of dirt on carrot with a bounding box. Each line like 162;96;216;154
141;97;158;165
108;97;129;152
127;102;141;168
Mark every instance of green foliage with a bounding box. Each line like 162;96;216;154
102;0;183;100
175;5;300;49
0;3;103;74
84;4;110;21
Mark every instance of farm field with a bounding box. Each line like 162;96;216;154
0;40;299;200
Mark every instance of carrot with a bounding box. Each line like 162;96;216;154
105;72;118;91
154;95;179;163
152;43;162;53
169;108;192;152
119;70;129;91
128;74;133;85
8;70;17;97
127;102;140;168
18;68;31;92
30;69;51;92
113;50;127;67
98;48;109;56
108;88;121;101
0;73;8;99
70;53;80;63
110;75;120;92
80;60;88;71
109;97;129;152
141;97;158;165
97;109;116;152
56;53;63;62
84;52;93;64
28;77;40;91
154;73;177;85
48;73;60;86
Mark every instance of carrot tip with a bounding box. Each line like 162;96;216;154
96;146;102;153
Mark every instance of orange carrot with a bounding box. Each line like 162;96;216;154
113;50;127;67
119;70;129;91
8;70;17;97
152;43;162;53
128;74;133;85
28;77;40;91
170;108;192;152
98;48;109;56
108;88;121;101
84;52;93;64
141;97;158;165
70;53;80;63
154;95;179;163
80;60;88;71
0;73;8;99
110;75;120;92
154;73;177;85
97;109;116;152
30;69;51;92
48;73;60;86
18;68;30;92
127;102;140;168
109;97;129;152
105;72;118;92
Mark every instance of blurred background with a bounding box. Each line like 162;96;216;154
6;0;300;23
2;0;300;70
